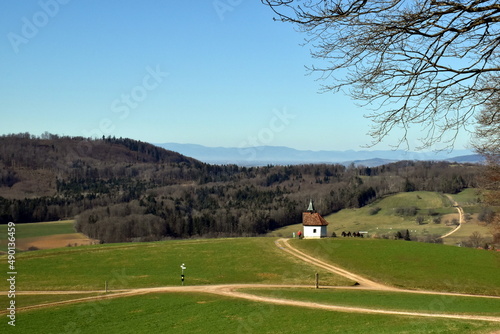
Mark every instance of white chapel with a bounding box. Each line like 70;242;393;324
302;200;329;238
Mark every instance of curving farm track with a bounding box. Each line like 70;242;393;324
440;195;466;239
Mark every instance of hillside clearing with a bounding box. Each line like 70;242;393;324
324;191;457;238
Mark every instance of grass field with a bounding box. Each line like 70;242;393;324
266;222;302;238
449;188;481;206
242;288;500;316
0;238;353;291
290;238;500;295
0;236;499;333
2;213;500;333
0;220;76;239
2;292;498;334
0;220;94;251
323;191;457;238
0;292;107;309
441;218;493;246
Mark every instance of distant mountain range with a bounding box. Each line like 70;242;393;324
155;143;483;167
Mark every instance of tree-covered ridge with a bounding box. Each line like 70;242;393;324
0;134;481;242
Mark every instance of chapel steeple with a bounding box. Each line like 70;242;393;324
307;199;315;212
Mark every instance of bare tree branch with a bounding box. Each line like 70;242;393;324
262;0;500;149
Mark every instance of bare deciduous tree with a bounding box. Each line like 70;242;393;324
473;94;500;243
262;0;500;148
468;231;485;248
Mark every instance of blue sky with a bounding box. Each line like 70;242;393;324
0;1;472;151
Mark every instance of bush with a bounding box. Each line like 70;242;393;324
395;206;418;216
478;207;495;223
427;209;439;216
467;231;484;248
394;230;411;241
416;216;425;225
417;234;443;244
369;207;381;215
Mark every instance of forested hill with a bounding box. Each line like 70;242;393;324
0;133;199;198
0;133;481;242
0;133;197;172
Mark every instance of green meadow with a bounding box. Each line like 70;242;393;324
0;220;76;251
266;223;303;238
242;288;500;316
2;292;498;334
0;293;107;309
291;238;500;295
441;219;493;246
324;191;457;238
0;238;353;291
1;236;499;333
0;220;75;239
449;188;481;206
2;217;500;333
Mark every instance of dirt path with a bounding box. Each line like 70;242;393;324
210;285;500;323
440;195;465;239
7;284;500;323
275;238;389;290
275;238;500;299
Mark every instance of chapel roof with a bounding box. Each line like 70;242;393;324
302;212;329;226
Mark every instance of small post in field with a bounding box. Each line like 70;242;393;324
180;263;186;286
315;273;319;289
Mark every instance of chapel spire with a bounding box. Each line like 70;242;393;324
307;199;314;212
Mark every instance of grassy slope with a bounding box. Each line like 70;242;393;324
0;238;353;291
268;191;463;238
291;238;500;295
442;220;493;246
324;191;456;238
449;188;481;207
2;292;497;334
243;288;500;316
269;189;499;244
